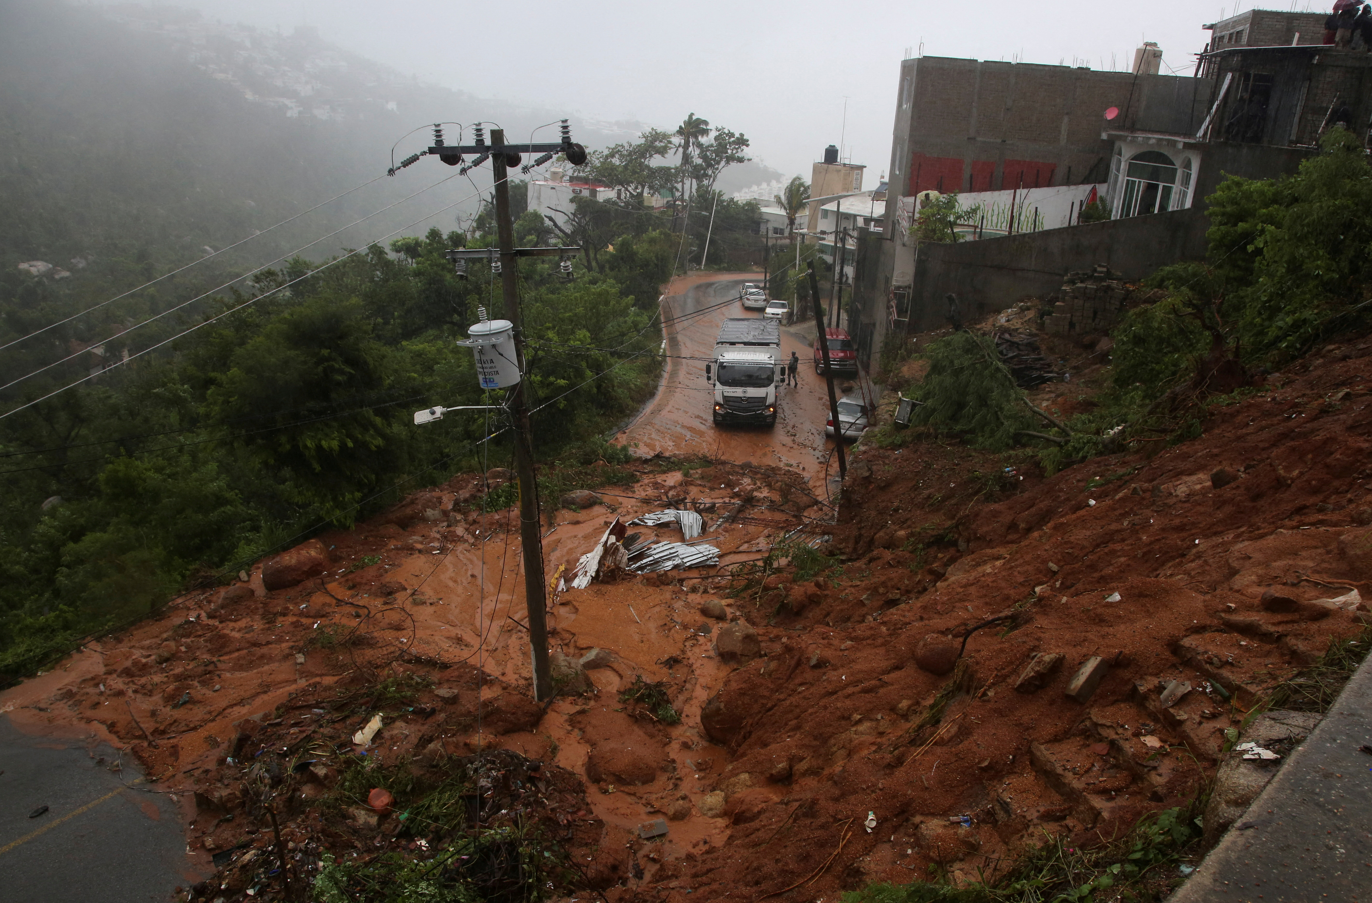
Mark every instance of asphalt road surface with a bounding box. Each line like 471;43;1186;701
0;715;195;903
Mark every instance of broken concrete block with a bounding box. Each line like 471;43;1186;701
1013;652;1065;693
637;818;669;840
1065;656;1108;703
1159;679;1192;708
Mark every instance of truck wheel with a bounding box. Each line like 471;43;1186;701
814;360;823;374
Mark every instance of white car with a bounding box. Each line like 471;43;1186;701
825;398;869;440
742;287;767;310
763;299;789;320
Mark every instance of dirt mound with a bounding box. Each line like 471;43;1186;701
3;331;1371;901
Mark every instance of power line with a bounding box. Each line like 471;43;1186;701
0;169;469;396
0;173;391;353
0;176;506;423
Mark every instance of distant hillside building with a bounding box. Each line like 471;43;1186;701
527;168;622;228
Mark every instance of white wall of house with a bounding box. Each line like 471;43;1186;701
528;178;622;228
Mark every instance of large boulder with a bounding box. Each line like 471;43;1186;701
701;691;748;746
1203;710;1319;848
915;634;961;676
550;651;593;696
1338;526;1372;581
261;540;329;591
560;490;601;510
715;622;761;663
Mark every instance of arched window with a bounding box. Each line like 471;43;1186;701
1119;151;1178;217
1177;157;1194;209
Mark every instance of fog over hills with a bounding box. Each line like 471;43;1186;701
0;0;780;274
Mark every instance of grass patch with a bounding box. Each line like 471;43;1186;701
1265;624;1372;713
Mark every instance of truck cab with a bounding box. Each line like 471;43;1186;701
707;318;783;426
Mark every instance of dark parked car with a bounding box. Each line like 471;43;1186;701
813;328;858;374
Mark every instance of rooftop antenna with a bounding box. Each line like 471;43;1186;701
840;97;849;163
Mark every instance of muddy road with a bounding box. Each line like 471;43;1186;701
618;274;852;494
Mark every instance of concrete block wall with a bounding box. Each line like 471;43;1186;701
1044;267;1131;336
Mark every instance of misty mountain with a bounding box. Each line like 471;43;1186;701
0;1;780;280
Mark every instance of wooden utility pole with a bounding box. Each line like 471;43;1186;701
808;262;846;479
490;129;553;702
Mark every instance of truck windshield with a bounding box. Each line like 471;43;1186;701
717;363;775;387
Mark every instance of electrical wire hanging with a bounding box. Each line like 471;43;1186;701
0;172;520;422
0;168;471;397
0;173;395;354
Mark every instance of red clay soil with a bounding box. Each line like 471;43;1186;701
3;328;1371;903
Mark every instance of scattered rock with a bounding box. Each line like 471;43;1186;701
579;648;616;670
1013;652;1064;693
486;467;513;483
154;641;177;664
261;539;329;591
665;799;693;821
719;772;754;797
637;818;669;839
1159;679;1192;708
914;634;960;676
347;806;379;829
699;599;728;620
698;791;726;818
701;692;746;745
715;622;761;663
377;580;406;597
549;652;593;696
1260;588;1300;613
560;490;601;510
1210;468;1240;489
435;687;459;700
219;584;253;607
767;758;793;783
1065;656;1108;703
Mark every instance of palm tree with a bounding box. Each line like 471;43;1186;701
674;113;710;219
773;176;810;239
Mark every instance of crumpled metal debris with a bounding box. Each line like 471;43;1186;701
626;540;720;573
629;509;705;541
568;517;629;590
995;331;1061;387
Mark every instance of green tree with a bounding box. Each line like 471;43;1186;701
774;176;811;239
910;193;963;244
689;128;751;196
674;113;711;217
579;129;677;201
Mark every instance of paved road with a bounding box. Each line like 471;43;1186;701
0;716;196;903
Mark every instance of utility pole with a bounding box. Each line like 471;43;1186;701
808;262;846;479
403;122;587;702
490;130;553;703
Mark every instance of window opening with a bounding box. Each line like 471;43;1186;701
1119;151;1178;217
1223;72;1274;143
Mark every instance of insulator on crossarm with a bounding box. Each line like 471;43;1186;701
473;124;486;146
522;151;555;174
490;255;501;276
432;124;445;146
560;257;574;282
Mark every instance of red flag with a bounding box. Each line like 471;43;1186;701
1086;186;1099;205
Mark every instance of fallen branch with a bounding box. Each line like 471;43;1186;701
125;700;159;749
1022;397;1072;435
1015;429;1066;446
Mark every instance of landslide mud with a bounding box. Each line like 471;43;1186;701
2;285;1370;903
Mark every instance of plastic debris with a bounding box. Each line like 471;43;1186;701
352;713;383;746
1235;741;1281;761
947;815;973;828
864;811;877;833
368;787;394;814
1104;592;1121;603
29;805;48;819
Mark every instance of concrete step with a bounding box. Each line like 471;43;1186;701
1029;737;1142;829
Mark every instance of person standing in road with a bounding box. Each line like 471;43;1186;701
787;351;799;387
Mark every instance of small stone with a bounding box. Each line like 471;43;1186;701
637;818;669;840
698;791;726;818
1047;562;1060;573
666;799;693;821
1065;656;1108;703
1260;588;1300;613
1092;742;1111;757
767;759;793;783
914;634;960;676
238;571;249;583
435;688;459;699
1013;652;1065;693
560;490;601;510
549;651;593;695
219;584;253;607
579;647;616;670
294;653;306;665
1211;468;1240;489
699;599;728;620
367;788;394;814
154;641;177;664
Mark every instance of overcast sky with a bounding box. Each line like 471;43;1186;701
103;0;1314;186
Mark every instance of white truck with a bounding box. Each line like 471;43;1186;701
705;318;784;426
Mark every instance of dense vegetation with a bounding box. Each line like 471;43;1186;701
899;129;1372;469
0;204;679;683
